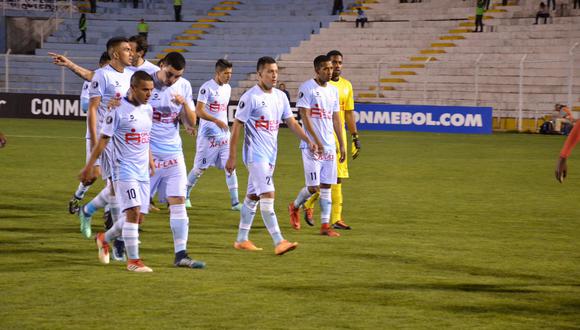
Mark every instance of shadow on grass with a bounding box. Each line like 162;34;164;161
373;282;538;294
352;252;547;281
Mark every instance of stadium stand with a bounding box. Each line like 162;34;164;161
0;0;334;96
233;0;580;130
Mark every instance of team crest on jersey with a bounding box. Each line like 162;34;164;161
239;101;245;109
152;93;159;100
115;81;120;87
106;115;113;124
260;101;266;107
92;81;98;89
200;88;206;95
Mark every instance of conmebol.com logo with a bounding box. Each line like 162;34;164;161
356;111;483;128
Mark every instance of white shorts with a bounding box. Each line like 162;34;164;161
85;139;101;167
246;162;275;196
150;153;187;202
301;149;337;186
114;180;150;215
194;134;230;170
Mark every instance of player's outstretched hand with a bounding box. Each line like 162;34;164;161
48;52;72;68
0;132;7;148
351;133;361;160
555;157;568;183
225;157;236;175
308;141;317;155
215;120;229;131
339;145;346;163
107;93;121;110
171;94;185;105
79;166;93;184
185;125;197;136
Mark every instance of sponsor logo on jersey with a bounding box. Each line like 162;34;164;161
310;104;332;119
209;101;227;113
209;137;229;148
255;116;280;131
125;128;150;144
153;108;179;124
155;158;178;169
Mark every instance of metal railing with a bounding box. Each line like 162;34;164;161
1;49;579;132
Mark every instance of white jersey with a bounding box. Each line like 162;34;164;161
101;97;153;182
296;79;339;153
235;85;293;165
197;79;231;138
128;60;159;76
88;64;133;139
148;74;195;157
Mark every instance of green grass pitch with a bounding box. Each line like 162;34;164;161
0;118;579;329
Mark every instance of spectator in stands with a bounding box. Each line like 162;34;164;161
143;0;151;9
174;0;182;22
332;0;343;15
76;13;87;44
90;0;96;13
279;83;291;103
553;103;574;134
473;0;485;33
133;0;138;9
534;2;550;24
573;0;579;9
484;0;491;10
137;18;149;39
355;8;368;28
547;0;556;10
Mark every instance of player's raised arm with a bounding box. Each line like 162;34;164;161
226;119;243;174
556;122;580;182
49;52;95;81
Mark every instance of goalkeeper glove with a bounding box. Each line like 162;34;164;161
351;133;361;159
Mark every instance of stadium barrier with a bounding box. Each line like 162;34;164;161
355;103;493;134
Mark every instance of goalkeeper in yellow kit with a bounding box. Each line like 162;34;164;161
301;50;360;230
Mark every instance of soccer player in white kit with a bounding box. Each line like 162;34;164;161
148;52;205;269
185;59;241;211
226;57;317;255
288;55;346;237
68;52;111;215
80;71;155;273
79;37;134;240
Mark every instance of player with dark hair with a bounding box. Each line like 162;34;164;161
302;49;359;230
288;55;345;236
226;56;316;255
81;71;155;273
146;52;205;269
185;59;242;211
128;35;158;75
74;37;134;243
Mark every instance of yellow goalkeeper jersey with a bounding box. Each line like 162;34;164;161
329;76;355;122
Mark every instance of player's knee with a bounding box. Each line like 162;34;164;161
247;193;260;201
307;186;319;194
169;203;188;220
167;196;185;205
